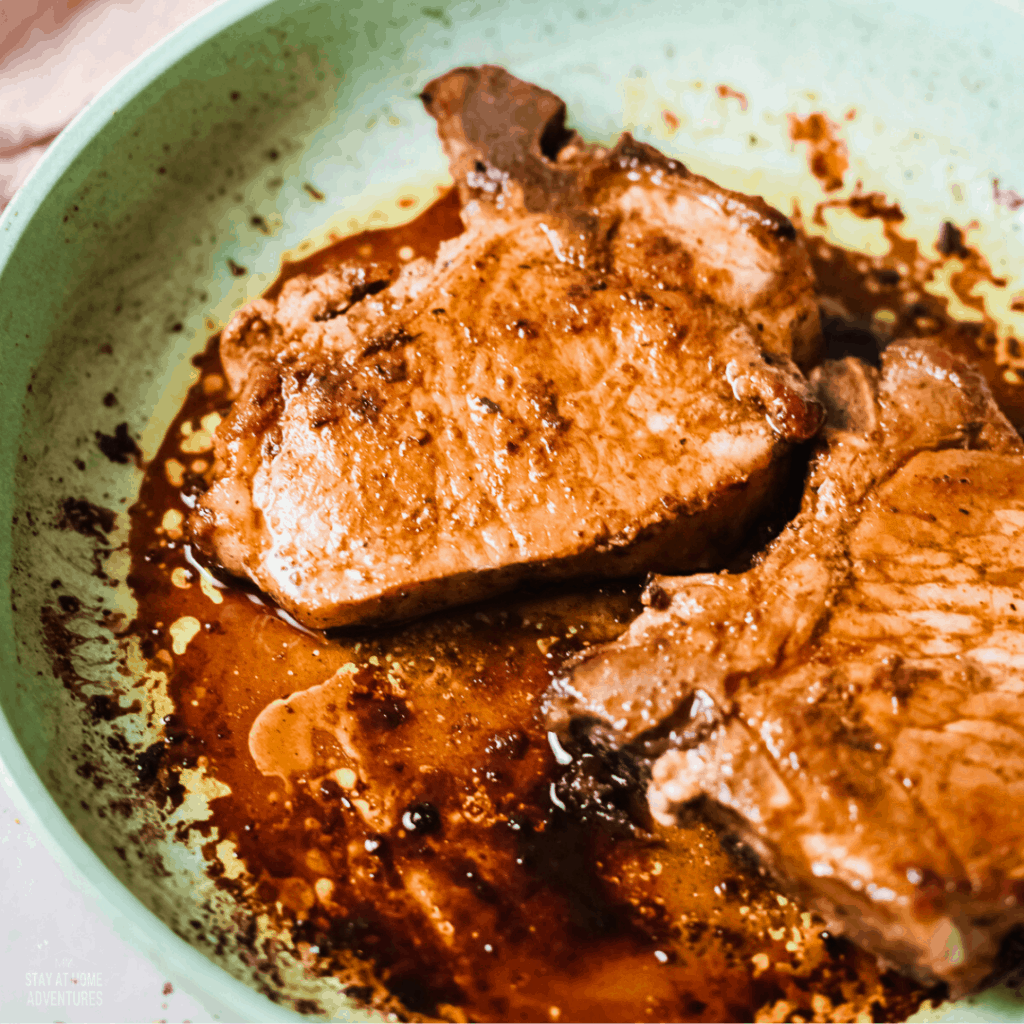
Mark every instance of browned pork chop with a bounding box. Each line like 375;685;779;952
548;339;1024;993
191;66;823;629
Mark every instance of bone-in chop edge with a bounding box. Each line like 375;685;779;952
191;66;822;629
548;339;1024;993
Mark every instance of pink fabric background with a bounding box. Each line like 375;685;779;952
0;0;220;210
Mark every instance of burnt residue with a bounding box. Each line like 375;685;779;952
95;422;142;465
815;190;904;226
989;926;1024;992
58;497;116;541
806;191;1024;432
88;694;125;722
553;722;653;835
359;326;418;360
40;604;89;698
821;314;883;365
788;112;849;192
936;220;970;258
346;667;410;730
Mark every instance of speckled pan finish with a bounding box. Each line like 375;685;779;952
2;0;1024;1019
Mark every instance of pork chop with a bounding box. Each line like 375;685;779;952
191;66;823;629
547;339;1024;993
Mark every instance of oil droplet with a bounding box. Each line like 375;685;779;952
169;615;201;655
161;508;184;539
164;458;186;487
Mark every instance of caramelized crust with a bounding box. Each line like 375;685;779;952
191;66;823;629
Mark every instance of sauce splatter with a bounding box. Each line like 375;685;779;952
802;191;1024;428
715;85;749;112
789;113;849;193
994;179;1024;212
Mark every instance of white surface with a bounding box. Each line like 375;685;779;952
0;775;215;1024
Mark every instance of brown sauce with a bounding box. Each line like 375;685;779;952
119;185;1023;1023
800;194;1024;430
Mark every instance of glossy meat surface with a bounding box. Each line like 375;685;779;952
549;339;1024;993
191;66;823;629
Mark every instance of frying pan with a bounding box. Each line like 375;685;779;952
2;0;1024;1017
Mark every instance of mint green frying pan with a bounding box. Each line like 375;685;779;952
3;0;1024;1018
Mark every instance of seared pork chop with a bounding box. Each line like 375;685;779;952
548;339;1024;993
191;66;823;629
